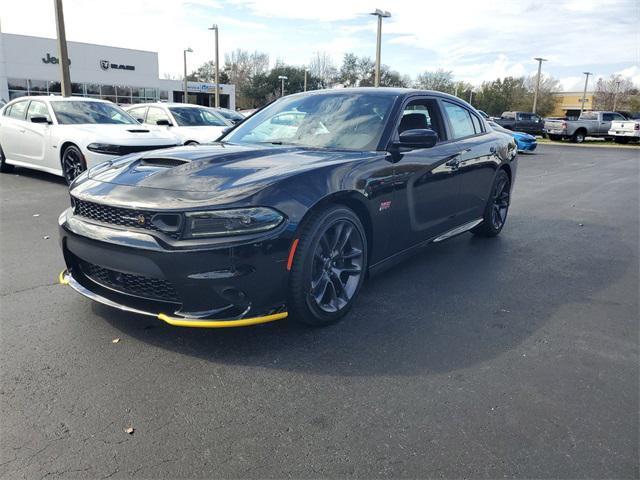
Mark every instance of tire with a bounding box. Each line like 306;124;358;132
614;137;630;144
571;130;586;143
547;134;561;141
61;144;87;185
472;169;511;238
0;144;15;173
288;205;368;326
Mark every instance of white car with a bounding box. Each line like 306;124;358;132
0;96;179;184
608;118;640;144
125;103;231;145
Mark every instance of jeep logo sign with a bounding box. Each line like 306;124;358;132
99;60;135;71
42;53;71;65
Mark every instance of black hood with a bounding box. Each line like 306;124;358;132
72;144;372;209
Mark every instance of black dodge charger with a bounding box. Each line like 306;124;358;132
58;88;517;328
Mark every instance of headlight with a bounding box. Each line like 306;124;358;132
183;207;284;238
86;143;122;155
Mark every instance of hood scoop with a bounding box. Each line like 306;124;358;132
139;157;189;168
126;128;151;133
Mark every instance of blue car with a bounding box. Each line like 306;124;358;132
488;120;537;152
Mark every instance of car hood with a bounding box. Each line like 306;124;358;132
74;143;370;208
60;124;178;145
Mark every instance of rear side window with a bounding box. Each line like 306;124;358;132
128;106;147;122
7;100;28;120
470;114;483;133
442;101;476;139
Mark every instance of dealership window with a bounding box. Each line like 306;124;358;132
29;79;47;93
72;83;84;95
48;81;61;93
86;84;101;96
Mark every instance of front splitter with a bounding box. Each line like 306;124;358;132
58;270;288;328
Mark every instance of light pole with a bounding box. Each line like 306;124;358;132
469;89;474;106
370;9;391;87
278;75;288;97
532;57;547;114
304;68;308;92
53;0;71;97
183;48;193;104
208;24;219;108
580;71;592;116
613;80;621;111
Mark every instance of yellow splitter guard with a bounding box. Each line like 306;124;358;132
58;270;288;328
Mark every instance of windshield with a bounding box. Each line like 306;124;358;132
51;101;138;125
224;92;397;150
169;107;228;127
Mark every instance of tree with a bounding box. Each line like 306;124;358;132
524;74;560;116
336;53;408;88
474;77;529;116
244;65;321;107
337;53;361;87
309;51;337;89
186;60;229;84
222;49;270;109
414;70;455;94
593;74;636;111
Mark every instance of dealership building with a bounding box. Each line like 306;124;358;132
0;33;235;109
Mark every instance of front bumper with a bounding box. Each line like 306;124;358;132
59;208;291;327
517;140;537;152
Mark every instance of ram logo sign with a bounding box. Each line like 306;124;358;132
99;60;136;71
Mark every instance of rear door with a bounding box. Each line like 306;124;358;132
441;100;498;224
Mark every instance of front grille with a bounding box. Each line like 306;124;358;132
74;199;181;239
79;260;179;302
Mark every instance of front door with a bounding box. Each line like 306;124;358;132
23;100;54;170
391;97;466;250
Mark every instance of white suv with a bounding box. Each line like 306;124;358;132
0;96;179;184
126;103;231;145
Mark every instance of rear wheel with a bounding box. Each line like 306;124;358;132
571;130;586;143
472;169;511;238
61;145;87;185
0;144;15;173
288;205;367;326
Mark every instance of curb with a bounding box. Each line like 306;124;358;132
537;140;640;150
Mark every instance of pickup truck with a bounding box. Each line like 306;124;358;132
608;113;640;144
544;111;627;143
494;111;544;136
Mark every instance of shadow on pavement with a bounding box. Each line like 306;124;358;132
94;215;632;378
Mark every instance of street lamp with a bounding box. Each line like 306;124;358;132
208;24;220;108
580;71;592;116
370;9;391;87
532;57;548;114
304;68;308;92
183;47;193;104
278;75;288;97
613;79;621;111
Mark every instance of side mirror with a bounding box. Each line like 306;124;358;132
221;127;232;135
30;116;51;124
135;117;144;124
156;119;172;126
395;129;438;149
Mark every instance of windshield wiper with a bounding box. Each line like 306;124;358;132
256;141;300;146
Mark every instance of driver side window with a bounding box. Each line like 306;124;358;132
399;99;444;141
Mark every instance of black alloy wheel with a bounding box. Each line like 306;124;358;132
472;169;511;237
62;145;87;185
572;131;586;143
288;205;367;326
0;144;15;173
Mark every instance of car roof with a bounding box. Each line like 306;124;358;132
8;95;112;104
126;102;206;109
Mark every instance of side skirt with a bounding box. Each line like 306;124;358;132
368;218;483;277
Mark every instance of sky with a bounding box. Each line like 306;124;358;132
1;0;638;91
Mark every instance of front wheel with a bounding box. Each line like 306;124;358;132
288;205;367;326
61;145;87;185
472;169;511;238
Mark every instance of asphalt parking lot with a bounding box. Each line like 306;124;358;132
0;144;638;479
